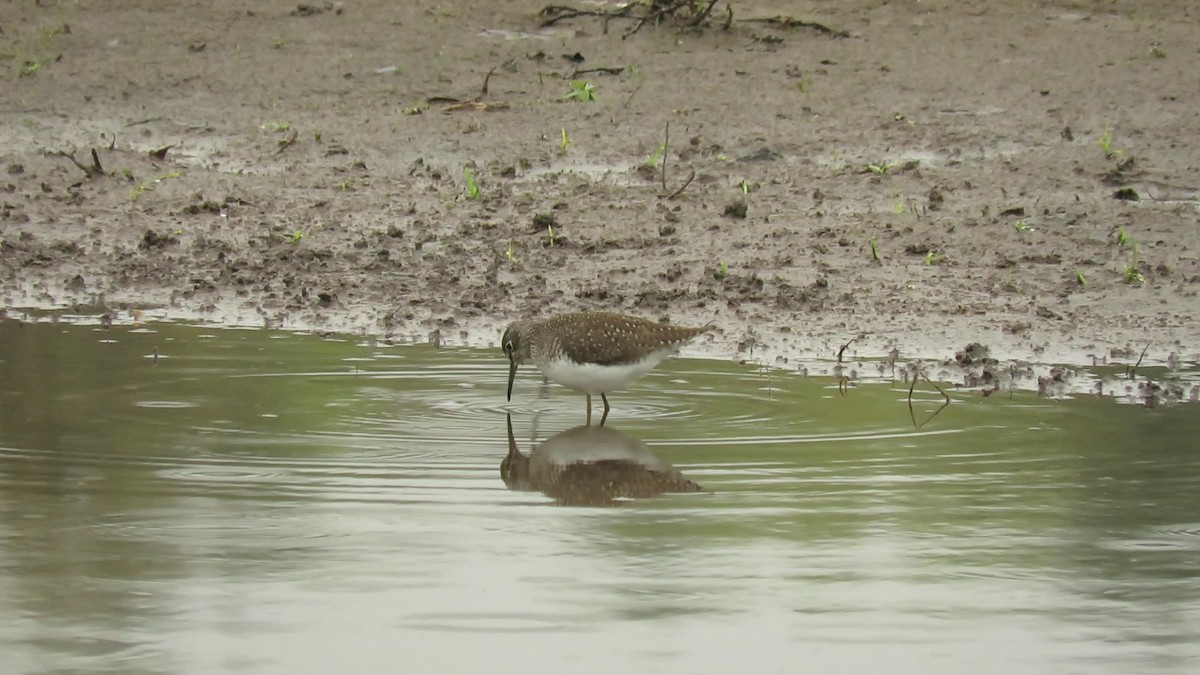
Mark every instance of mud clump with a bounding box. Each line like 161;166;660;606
139;230;179;251
956;343;996;366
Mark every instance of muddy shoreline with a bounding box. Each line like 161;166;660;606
2;1;1198;398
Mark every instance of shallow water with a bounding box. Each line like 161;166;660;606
1;321;1198;674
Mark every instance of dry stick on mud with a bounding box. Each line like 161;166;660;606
836;336;858;396
738;16;849;38
1126;343;1151;380
658;121;696;199
53;148;104;179
429;67;508;113
540;1;722;39
660;121;669;192
569;66;625;78
274;130;299;155
538;3;637;28
908;368;951;429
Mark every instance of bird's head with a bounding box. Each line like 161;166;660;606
501;321;530;401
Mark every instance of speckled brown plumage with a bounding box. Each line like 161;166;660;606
502;311;711;425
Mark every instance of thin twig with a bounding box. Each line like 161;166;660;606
691;0;720;26
569;66;626;78
738;16;850;38
1126;343;1151;379
623;83;644;108
52;149;104;179
480;66;496;97
836;336;858;364
664;170;694;200
661;121;669;192
274;130;299;155
907;367;951;429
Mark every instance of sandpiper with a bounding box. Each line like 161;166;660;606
501;311;711;425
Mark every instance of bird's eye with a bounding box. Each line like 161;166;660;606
504;340;515;353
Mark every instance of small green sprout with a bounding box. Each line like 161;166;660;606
1098;129;1122;159
924;251;946;266
867;161;893;175
21;61;41;77
893;195;905;214
463;166;479;200
1115;226;1130;247
130;183;149;202
869;236;879;262
1014;220;1029;232
263;121;292;132
565;80;596;102
1075;270;1087;286
644;143;665;169
313;130;323;142
547;225;556;246
284;231;304;244
739;179;750;195
505;240;519;264
1123;241;1144;285
1150;42;1166;59
715;260;728;279
559;128;571;152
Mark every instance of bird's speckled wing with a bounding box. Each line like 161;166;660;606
546;312;708;366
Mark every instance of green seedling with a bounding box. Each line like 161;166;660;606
272;39;284;49
1115;225;1130;247
1123;241;1144;285
21;61;41;77
559;128;571;152
313;130;322;142
129;172;183;202
1150;42;1166;59
403;101;424;116
547;225;557;246
739;179;750;195
644;142;666;170
285;231;304;244
892;195;905;214
924;251;946;266
1014;220;1029;232
1075;270;1087;286
565;80;596;102
715;260;728;279
869;236;879;262
1098;129;1122;159
867;161;893;175
463;166;479;200
263;121;292;132
505;240;519;264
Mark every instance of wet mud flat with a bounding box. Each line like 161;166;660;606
1;1;1198;396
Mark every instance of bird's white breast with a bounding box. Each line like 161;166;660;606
541;349;674;394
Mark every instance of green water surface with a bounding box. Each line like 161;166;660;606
0;321;1197;674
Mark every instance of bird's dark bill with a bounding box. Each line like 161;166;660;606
507;359;518;401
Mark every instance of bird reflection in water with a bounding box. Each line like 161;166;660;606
501;414;702;506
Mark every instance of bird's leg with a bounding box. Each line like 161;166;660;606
585;393;593;426
600;393;610;426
